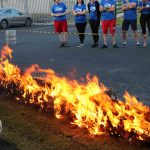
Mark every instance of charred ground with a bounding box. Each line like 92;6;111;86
0;96;150;150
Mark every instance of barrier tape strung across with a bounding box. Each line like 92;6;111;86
0;29;150;37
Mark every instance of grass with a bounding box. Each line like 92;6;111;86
0;96;82;150
117;17;123;26
0;95;149;150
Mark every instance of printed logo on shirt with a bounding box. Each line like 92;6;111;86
90;6;96;12
104;3;112;8
75;8;82;12
55;7;63;12
146;4;150;8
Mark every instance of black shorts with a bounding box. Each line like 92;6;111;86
122;19;137;31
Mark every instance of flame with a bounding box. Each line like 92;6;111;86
0;45;150;141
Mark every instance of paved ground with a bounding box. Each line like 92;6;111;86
0;25;150;105
0;24;150;149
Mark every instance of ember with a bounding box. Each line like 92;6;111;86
0;45;150;142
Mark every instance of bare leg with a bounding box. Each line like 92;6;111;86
122;30;127;43
133;30;140;44
111;33;119;48
111;34;116;45
63;32;68;44
103;34;107;45
62;32;70;47
143;34;147;47
58;33;63;43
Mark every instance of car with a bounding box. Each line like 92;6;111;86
0;8;32;29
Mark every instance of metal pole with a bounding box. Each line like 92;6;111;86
24;0;29;14
0;0;3;8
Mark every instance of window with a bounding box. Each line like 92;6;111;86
12;9;22;15
3;9;12;14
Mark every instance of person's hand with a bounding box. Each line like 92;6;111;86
77;12;82;15
74;12;78;15
54;13;61;17
56;13;61;16
73;11;77;16
75;12;78;16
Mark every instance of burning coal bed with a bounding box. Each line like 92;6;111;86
0;45;150;144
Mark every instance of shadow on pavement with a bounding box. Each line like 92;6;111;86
0;139;19;150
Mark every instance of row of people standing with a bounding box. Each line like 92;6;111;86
51;0;150;48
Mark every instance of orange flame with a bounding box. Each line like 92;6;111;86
0;44;13;60
0;45;150;141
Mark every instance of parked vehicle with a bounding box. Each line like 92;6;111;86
0;8;32;29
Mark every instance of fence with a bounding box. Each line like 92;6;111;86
0;0;122;23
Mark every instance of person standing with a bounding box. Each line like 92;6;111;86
51;0;70;47
88;0;101;48
121;0;141;48
138;0;150;47
73;0;87;48
100;0;119;48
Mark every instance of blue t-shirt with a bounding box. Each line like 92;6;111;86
89;2;98;20
100;0;116;20
139;0;150;14
51;2;67;21
73;4;86;23
123;0;138;20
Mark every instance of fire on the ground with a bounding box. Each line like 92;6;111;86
0;45;150;142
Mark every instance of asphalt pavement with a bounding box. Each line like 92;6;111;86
0;24;150;105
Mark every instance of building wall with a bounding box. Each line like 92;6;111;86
0;0;85;13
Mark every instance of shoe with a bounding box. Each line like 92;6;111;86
113;43;119;48
136;43;142;48
91;43;98;48
64;42;71;47
100;44;107;48
60;43;65;47
122;43;127;48
77;44;85;48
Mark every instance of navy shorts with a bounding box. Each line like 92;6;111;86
122;19;137;31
